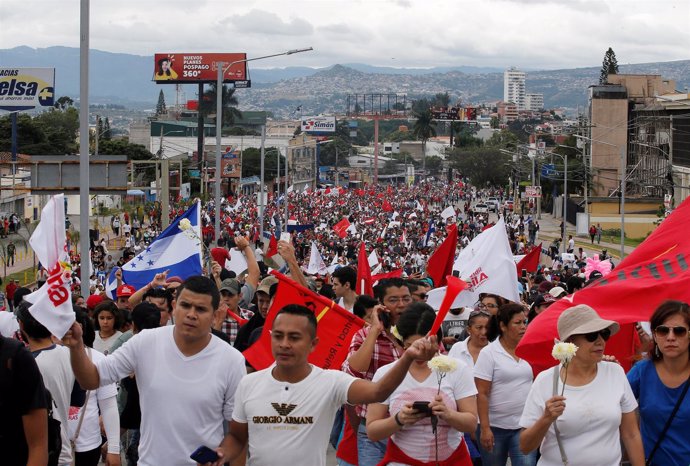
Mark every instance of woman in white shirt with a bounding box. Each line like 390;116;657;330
474;303;536;466
519;304;644;466
367;303;478;465
92;301;122;355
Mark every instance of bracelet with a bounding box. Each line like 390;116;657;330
394;412;404;428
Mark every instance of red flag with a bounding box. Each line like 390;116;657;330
382;200;394;212
517;196;690;375
428;276;467;337
356;242;374;296
372;269;403;283
516;243;542;274
243;272;365;371
426;224;458;287
333;218;351;239
266;234;278;258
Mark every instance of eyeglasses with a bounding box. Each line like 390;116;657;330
478;303;499;310
385;296;412;305
583;328;612;342
654;325;689;337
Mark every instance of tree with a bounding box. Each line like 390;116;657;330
412;107;437;177
240;147;285;182
199;83;242;127
599;47;619;84
156;89;167;115
432;92;450;108
448;148;512;187
490;116;500;129
54;96;74;110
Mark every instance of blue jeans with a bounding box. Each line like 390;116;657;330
357;422;387;466
477;425;536;466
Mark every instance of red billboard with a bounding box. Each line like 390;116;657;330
153;53;247;83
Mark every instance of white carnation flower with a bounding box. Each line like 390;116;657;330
552;340;578;364
427;355;458;374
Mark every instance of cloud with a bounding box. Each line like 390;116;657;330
222;9;313;36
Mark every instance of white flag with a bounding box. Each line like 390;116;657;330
392;211;400;220
368;249;380;268
306;241;328;275
441;206;457;220
225;248;249;276
327;253;340;274
451;217;520;307
233;199;242;211
347;223;358;235
24;194;74;338
416;200;424;211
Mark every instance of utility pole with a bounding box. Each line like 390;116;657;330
620;146;626;260
79;0;90;296
259;125;266;242
335;146;339;187
562;153;568;253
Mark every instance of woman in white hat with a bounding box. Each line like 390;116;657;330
518;304;645;465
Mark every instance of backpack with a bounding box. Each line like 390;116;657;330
0;338;62;466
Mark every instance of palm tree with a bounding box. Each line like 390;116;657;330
199;83;242;127
412;108;437;178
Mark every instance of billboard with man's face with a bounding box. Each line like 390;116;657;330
153;53;247;83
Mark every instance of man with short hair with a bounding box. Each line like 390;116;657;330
63;276;246;466
342;277;411;466
332;266;358;312
234;275;277;353
213;304;438;465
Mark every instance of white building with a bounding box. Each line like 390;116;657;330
504;67;526;110
525;93;544;112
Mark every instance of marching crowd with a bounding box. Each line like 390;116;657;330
0;179;689;466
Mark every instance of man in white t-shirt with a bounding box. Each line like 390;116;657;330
214;304;439;465
332;266;358;312
64;276;246;466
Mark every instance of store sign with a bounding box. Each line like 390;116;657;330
0;68;55;111
525;186;542;198
301;116;336;133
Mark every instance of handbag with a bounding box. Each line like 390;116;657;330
552;365;568;466
645;371;690;466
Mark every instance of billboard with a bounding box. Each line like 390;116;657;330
153;53;247;83
301;116;336;133
525;186;542;198
430;106;477;121
221;147;240;178
0;68;55;111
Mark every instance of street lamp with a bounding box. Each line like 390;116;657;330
215;47;313;243
574;135;625;259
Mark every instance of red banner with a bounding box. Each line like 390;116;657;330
357;242;374;296
243;272;365;371
333;218;351;239
153;53;247;83
426;224;458;287
428;276;467;337
516;243;542;274
517;195;690;375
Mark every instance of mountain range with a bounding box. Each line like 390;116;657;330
1;46;689;117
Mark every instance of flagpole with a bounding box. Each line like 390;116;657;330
79;0;91;297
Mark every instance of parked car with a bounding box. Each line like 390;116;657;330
504;200;514;211
474;203;489;214
486;197;500;212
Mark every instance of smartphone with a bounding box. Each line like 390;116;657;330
378;309;391;329
411;401;432;416
190;446;219;464
521;268;527;278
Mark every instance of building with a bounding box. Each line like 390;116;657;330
287;134;317;192
497;101;518;123
525;93;544;112
504;67;526;110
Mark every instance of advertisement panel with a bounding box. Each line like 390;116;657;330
221;147;240;178
153;53;247;83
0;68;55;111
301;116;336;133
525;186;542;198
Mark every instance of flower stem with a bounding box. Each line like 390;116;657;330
560;364;568;397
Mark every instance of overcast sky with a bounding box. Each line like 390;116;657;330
1;0;688;70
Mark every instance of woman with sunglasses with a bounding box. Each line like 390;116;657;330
627;300;690;466
475;303;536;466
520;304;644;466
367;303;478;465
449;309;491;465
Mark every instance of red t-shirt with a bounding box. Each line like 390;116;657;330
210;247;231;268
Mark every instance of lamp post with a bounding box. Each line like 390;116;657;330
216;47;313;244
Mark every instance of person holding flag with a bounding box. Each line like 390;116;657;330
212;304;439;465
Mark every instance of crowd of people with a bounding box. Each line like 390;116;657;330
0;179;688;466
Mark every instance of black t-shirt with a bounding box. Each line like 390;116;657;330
0;336;49;465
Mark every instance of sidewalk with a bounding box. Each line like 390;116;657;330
531;212;637;259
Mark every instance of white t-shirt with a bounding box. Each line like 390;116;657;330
232;364;356;466
93;330;122;355
474;339;533;429
448;338;474;369
519;362;637;466
95;326;246;466
34;345;77;465
372;361;477;463
68;348;118;451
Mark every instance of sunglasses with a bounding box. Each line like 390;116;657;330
583;328;612;342
654;325;689;337
414;293;428;300
469;310;491;319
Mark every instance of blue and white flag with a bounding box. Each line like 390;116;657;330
105;267;119;300
423;220;436;247
122;202;203;291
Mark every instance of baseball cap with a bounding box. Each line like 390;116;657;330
86;294;104;311
257;275;279;295
220;278;240;295
117;284;136;298
530;293;556;310
548;286;567;299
